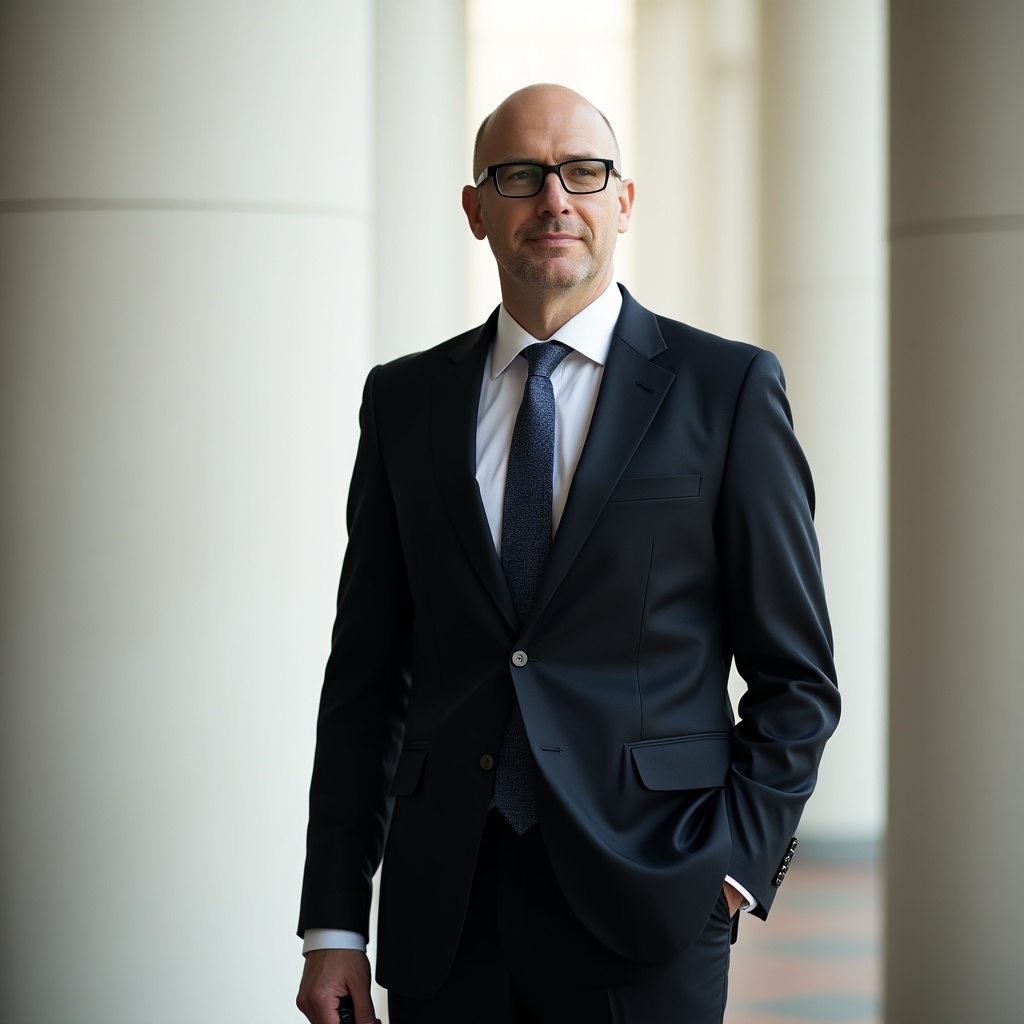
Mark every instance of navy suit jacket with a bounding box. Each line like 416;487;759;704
298;286;840;998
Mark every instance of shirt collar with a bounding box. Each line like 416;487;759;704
489;281;623;379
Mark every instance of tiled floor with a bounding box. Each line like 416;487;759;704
726;859;881;1024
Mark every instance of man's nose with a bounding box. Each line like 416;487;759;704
535;170;571;212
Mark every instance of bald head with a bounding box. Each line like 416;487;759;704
472;84;621;178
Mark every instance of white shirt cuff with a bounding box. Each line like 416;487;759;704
301;928;366;954
725;874;758;913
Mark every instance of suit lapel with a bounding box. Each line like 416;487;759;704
525;290;676;629
430;309;518;630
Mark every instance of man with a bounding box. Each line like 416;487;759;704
297;84;839;1024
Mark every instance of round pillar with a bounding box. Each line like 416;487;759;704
888;1;1024;1019
633;0;759;342
0;4;373;1021
373;0;467;360
759;0;888;844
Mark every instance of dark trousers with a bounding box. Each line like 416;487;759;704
387;811;733;1024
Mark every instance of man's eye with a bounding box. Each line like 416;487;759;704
496;166;540;188
499;164;540;179
566;163;601;179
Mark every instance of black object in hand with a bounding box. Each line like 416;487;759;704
337;994;355;1023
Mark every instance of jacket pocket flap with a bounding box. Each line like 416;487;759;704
609;474;701;502
389;746;427;796
628;732;731;791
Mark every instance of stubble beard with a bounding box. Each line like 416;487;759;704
487;218;608;295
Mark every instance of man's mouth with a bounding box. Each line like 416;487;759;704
525;232;580;247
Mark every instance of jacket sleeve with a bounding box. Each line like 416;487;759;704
297;366;413;939
715;349;840;917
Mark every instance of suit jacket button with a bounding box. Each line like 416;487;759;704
479;754;494;771
511;650;528;667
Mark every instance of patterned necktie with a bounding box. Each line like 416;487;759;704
494;340;571;834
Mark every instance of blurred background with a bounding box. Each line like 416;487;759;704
0;1;1020;1021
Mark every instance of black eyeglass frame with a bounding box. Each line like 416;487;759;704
474;158;621;197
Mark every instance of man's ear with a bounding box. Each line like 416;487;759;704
462;185;487;240
617;178;635;235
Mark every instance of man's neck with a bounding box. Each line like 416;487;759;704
499;274;614;340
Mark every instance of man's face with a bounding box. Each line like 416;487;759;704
463;88;634;302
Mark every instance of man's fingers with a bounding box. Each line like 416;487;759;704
297;948;374;1024
350;986;379;1024
342;972;378;1024
296;981;340;1024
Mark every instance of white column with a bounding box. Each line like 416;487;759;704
633;0;759;341
759;0;888;844
373;0;467;361
633;0;710;323
887;2;1024;1019
0;4;372;1022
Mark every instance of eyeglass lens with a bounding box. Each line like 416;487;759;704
494;160;609;197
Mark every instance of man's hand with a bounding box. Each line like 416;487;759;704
296;948;379;1024
723;880;745;918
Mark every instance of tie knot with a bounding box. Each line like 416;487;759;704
523;341;571;379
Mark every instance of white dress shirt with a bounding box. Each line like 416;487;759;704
474;280;620;549
302;282;752;955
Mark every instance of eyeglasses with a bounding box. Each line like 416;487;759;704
474;159;620;198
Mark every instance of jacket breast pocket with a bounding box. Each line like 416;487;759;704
389;745;427;796
627;731;732;791
608;474;701;502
